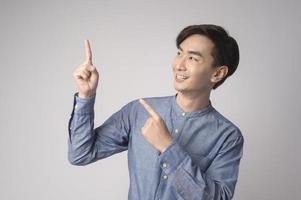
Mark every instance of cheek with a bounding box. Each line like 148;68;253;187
190;68;211;84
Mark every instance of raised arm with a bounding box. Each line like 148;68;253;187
68;40;130;166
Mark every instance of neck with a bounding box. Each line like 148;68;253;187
176;91;211;112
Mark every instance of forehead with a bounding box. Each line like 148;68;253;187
180;34;215;54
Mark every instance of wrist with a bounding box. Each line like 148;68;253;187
78;91;96;99
160;138;173;153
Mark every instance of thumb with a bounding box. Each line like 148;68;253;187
90;70;99;84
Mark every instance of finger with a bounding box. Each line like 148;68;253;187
74;73;86;81
78;72;88;80
139;99;158;118
74;70;89;80
81;68;91;74
84;39;93;64
79;63;95;72
81;69;91;78
75;67;91;77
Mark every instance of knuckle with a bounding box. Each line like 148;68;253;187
80;63;89;68
83;69;89;74
154;115;160;121
73;72;80;78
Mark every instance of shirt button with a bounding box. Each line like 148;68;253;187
75;104;78;109
175;129;179;133
182;112;186;116
163;174;168;180
162;162;167;168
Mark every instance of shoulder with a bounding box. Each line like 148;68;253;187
209;107;243;142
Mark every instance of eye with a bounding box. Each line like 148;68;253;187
189;56;199;62
176;51;182;56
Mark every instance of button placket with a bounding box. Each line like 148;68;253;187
161;161;168;180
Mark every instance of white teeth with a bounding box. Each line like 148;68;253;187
176;75;188;80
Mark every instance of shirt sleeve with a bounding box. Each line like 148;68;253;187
68;92;132;166
158;130;244;200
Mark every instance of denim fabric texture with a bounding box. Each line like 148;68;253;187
68;93;244;200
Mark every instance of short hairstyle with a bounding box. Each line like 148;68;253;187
176;24;240;89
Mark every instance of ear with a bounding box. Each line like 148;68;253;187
211;65;228;84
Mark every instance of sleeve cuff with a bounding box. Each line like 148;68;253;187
73;92;96;114
158;141;188;175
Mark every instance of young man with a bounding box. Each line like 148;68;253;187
68;24;244;200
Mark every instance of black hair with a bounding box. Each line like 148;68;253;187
176;24;240;89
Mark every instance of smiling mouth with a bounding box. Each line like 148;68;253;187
176;74;189;81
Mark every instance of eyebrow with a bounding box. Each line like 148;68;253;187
178;46;203;57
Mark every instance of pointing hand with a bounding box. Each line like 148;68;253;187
139;99;173;153
73;40;99;99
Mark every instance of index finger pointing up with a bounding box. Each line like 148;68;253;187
84;39;92;64
139;99;159;118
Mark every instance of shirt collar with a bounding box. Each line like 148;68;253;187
171;93;213;118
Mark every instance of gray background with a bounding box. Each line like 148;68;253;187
0;0;300;199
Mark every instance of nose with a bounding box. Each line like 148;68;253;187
174;56;186;71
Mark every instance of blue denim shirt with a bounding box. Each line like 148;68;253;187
68;93;244;200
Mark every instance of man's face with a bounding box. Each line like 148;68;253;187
172;34;217;94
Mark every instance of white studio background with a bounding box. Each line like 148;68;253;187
0;0;300;199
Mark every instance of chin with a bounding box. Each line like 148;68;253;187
173;84;186;93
